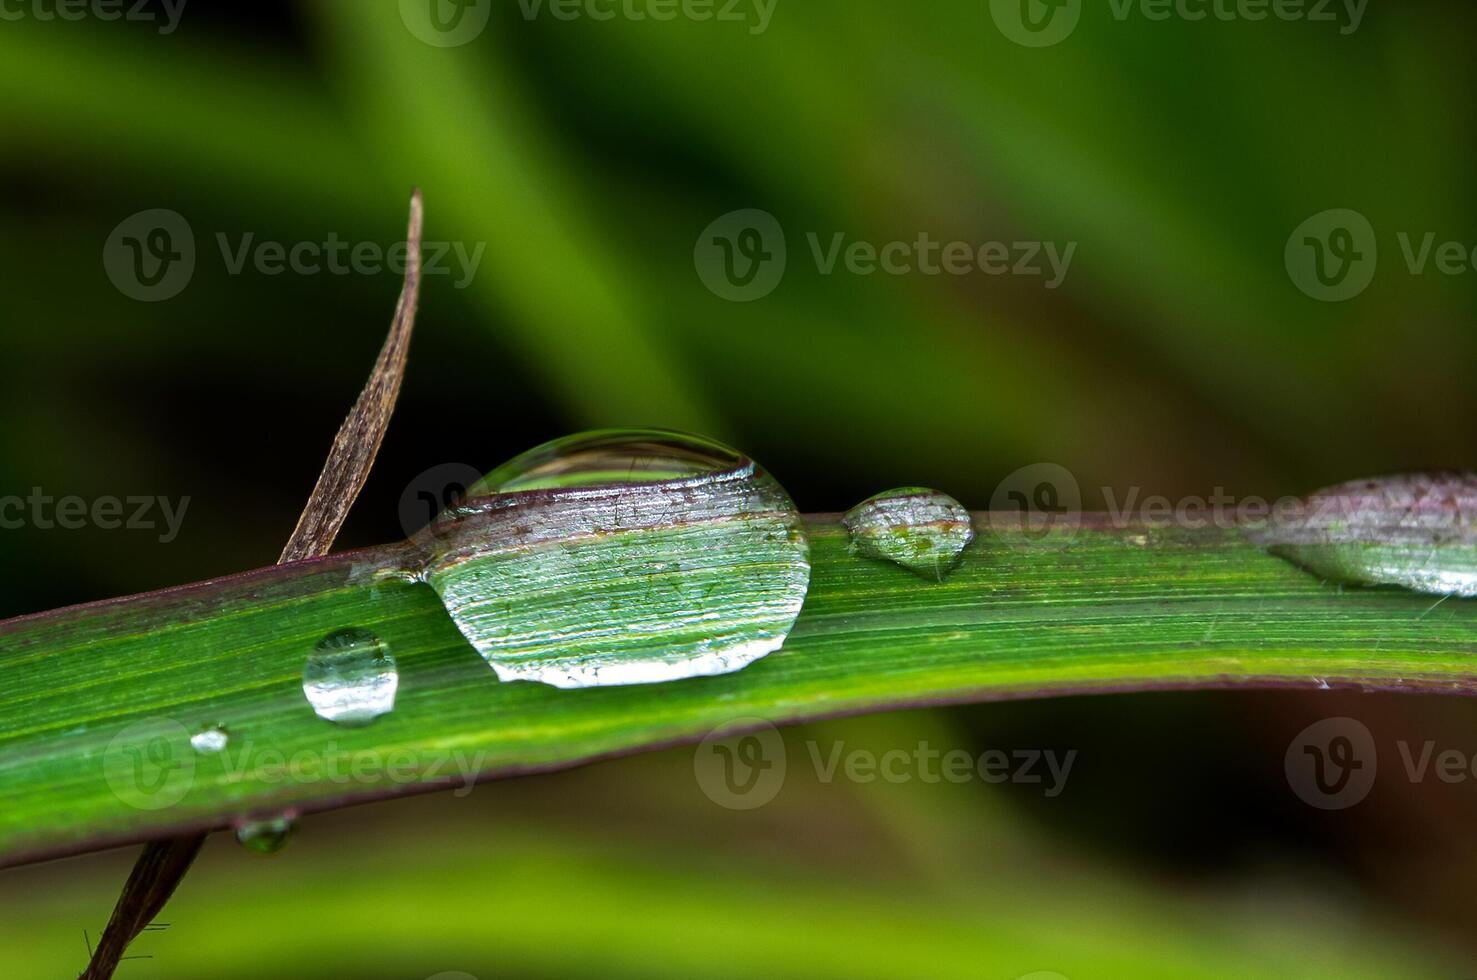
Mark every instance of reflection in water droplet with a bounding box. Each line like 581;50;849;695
190;724;229;754
421;429;811;689
303;628;399;726
1254;472;1477;597
842;488;974;582
475;429;746;493
235;816;295;855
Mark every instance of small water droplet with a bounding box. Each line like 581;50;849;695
842;488;974;582
303;627;399;726
420;429;811;689
1254;472;1477;597
235;816;294;855
190;724;229;754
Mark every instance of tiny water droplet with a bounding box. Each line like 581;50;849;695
190;724;229;754
303;627;399;726
420;429;811;688
1254;473;1477;597
842;488;974;582
235;816;294;855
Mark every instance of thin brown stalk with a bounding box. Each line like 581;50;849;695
80;189;424;980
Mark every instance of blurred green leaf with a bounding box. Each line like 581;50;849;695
6;822;1452;979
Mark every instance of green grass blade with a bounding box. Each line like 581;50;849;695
3;517;1475;865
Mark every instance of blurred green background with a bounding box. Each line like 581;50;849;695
2;1;1476;976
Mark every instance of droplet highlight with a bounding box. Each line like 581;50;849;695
235;816;294;855
190;724;229;754
842;488;974;581
420;429;811;689
303;627;399;726
1253;472;1477;597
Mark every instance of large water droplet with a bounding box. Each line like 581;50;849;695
1254;472;1477;597
842;488;974;581
303;627;399;725
421;429;811;688
190;724;229;754
235;816;294;855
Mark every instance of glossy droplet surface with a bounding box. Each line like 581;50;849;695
303;627;399;726
842;488;974;581
190;724;229;754
422;429;811;688
1254;473;1477;597
475;429;745;492
235;817;294;855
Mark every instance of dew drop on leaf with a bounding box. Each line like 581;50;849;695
842;488;974;582
1253;472;1477;597
189;724;229;754
302;627;399;726
235;816;295;855
419;429;811;689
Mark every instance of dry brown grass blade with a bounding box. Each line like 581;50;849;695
81;189;425;980
279;189;424;563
